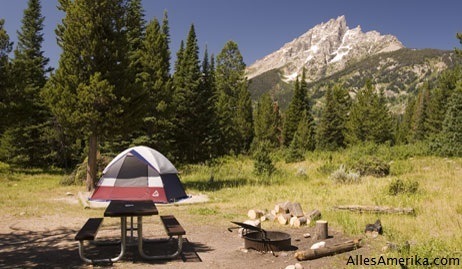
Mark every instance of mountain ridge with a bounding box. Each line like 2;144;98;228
245;16;461;113
246;15;404;82
248;48;460;113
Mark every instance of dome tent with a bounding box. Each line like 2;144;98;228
90;146;187;203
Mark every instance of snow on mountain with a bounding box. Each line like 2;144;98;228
246;16;404;82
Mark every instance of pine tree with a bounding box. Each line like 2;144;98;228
437;85;462;156
410;84;430;141
235;82;254;151
295;109;316;151
126;0;145;76
172;24;206;162
199;47;220;160
425;67;461;139
0;19;12;134
285;110;315;163
283;69;310;146
253;139;275;176
133;17;173;154
316;83;351;150
253;93;281;148
345;81;392;145
434;33;462;156
2;0;52;166
215;40;253;154
43;0;141;190
395;96;415;144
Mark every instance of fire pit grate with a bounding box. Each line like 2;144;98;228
228;221;292;253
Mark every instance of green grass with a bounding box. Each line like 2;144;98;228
1;146;461;267
179;148;462;266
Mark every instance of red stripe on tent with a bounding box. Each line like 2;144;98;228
91;186;167;202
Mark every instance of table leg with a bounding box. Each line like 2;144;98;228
80;217;126;263
137;216;183;260
108;217;127;262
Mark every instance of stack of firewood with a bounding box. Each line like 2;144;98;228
246;201;321;228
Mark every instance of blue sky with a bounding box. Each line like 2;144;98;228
1;0;461;69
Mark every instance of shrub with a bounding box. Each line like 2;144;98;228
253;140;276;176
388;178;419;195
329;164;361;184
61;154;111;186
0;161;10;174
353;156;390;177
285;146;304;163
317;162;337;175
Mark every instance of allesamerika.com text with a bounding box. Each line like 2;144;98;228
346;254;460;267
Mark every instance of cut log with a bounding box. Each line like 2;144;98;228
307;209;321;221
290;202;305;217
277;213;292;225
315;220;328;240
294;239;361;261
261;213;276;222
333;205;415;215
275;201;292;214
247;209;265;220
289;216;298;226
293;217;307;227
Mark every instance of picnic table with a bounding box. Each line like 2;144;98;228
75;200;185;264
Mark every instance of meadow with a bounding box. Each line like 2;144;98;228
1;143;461;267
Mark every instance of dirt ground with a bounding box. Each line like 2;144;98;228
0;203;376;269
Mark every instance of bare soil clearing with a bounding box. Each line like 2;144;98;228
0;204;375;269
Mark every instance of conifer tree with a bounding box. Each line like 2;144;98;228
285;109;315;163
425;67;460;139
395;96;415;144
3;0;51;166
0;19;12;134
215;40;253;154
235;82;254;151
253;93;281;148
161;10;171;62
172;24;207;162
134;17;174;154
345;81;392;145
43;0;142;190
199;47;220;159
295;109;316;151
437;85;462;156
410;84;430;141
316;83;351;150
126;0;145;75
283;69;310;146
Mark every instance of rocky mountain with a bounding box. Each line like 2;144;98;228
246;15;404;82
246;16;461;113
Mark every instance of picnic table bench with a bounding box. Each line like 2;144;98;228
75;218;106;263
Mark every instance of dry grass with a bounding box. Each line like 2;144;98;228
181;151;462;263
0;147;461;266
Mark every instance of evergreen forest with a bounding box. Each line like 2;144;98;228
1;0;462;190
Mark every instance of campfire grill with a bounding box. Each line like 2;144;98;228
228;221;292;253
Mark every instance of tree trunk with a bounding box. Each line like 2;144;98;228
333;205;415;215
86;134;98;191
